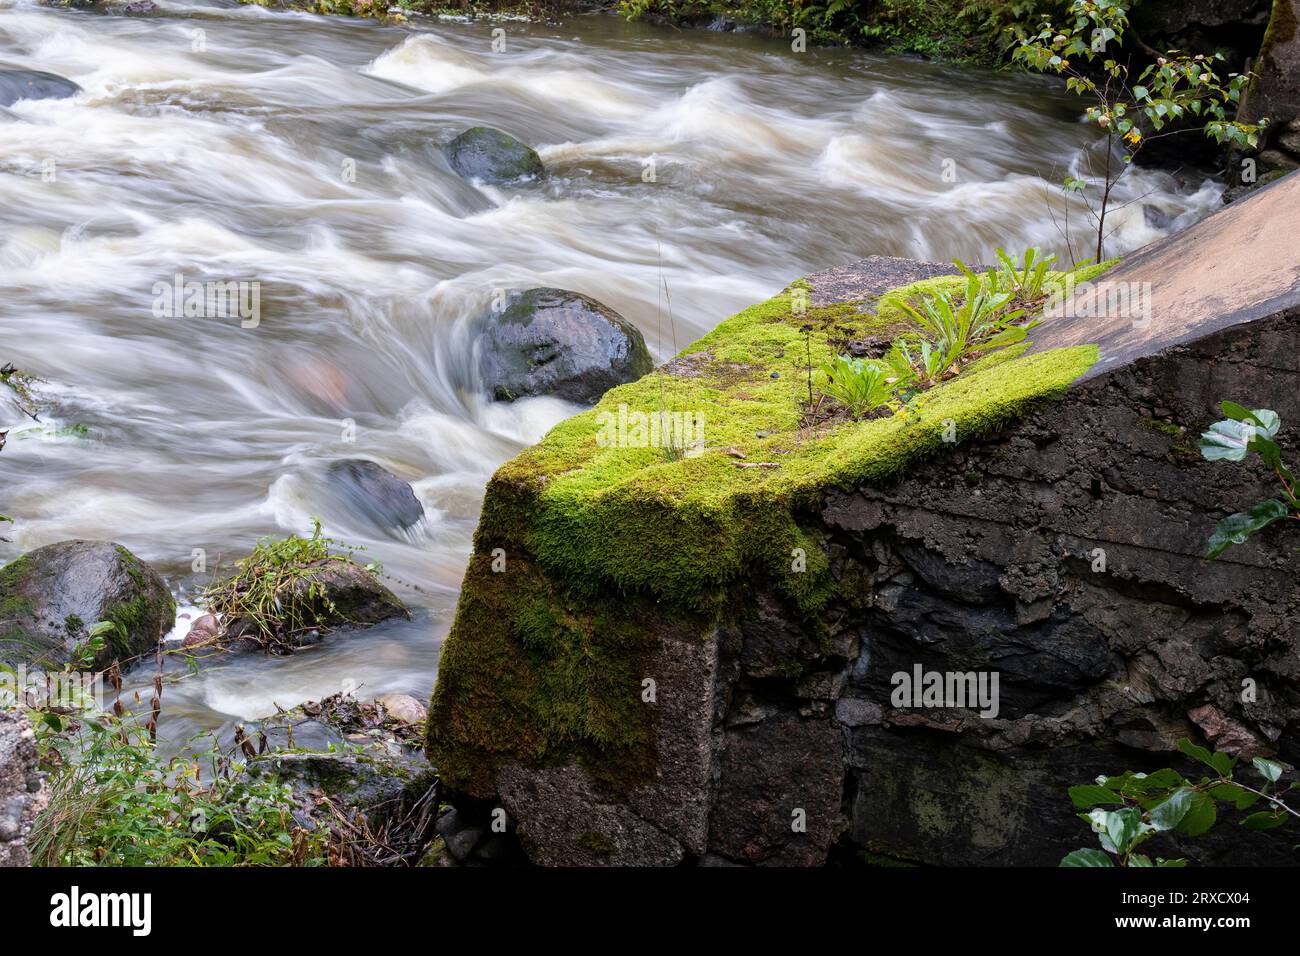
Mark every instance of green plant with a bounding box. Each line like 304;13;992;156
818;354;895;418
33;714;322;866
888;272;1035;387
1061;738;1297;867
24;632;325;865
1015;0;1266;263
1198;402;1300;558
201;519;376;651
961;246;1058;301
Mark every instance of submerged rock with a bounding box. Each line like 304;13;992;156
327;459;424;532
481;288;653;405
444;127;545;185
0;540;175;672
0;69;81;108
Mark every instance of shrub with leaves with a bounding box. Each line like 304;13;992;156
33;715;322;866
22;630;325;866
1198;402;1299;558
1014;0;1265;263
1061;738;1296;867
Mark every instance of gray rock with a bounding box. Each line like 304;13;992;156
0;540;175;672
0;708;47;867
435;807;485;862
1237;0;1300;132
0;69;81;108
444;127;544;185
481;288;653;405
376;692;426;726
327;459;424;532
1278;118;1300;159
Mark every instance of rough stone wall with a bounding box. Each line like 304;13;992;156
0;708;48;867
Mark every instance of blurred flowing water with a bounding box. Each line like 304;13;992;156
0;0;1222;748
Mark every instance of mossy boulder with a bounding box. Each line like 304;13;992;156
428;259;1102;823
0;540;175;672
480;288;654;405
445;127;545;186
0;68;81;108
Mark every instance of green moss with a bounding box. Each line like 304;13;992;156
429;265;1103;796
482;279;1096;614
63;614;84;637
0;553;32;592
428;555;665;795
576;831;617;858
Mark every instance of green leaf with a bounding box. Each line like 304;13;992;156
1069;784;1125;808
1127;854;1154;866
1156;858;1188;867
1175;791;1217;838
1253;757;1284;784
1060;848;1114;867
1219;402;1280;438
1106;807;1143;854
1133;85;1149;100
1209;782;1261;810
1149;788;1193;831
1177;738;1216;768
1200;418;1257;461
1206;500;1291;558
1240;811;1288;831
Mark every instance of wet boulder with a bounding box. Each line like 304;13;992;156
327;459;424;532
444;127;545;185
481;288;653;405
0;69;81;108
0;540;175;672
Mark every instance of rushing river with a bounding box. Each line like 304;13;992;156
0;0;1222;750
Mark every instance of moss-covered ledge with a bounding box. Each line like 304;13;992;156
426;259;1102;802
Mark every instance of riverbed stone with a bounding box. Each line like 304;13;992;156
480;288;652;404
0;540;175;672
0;68;81;108
327;458;424;532
377;692;427;726
445;127;545;185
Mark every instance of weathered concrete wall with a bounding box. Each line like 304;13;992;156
0;709;47;867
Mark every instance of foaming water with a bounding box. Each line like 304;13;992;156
0;0;1222;747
